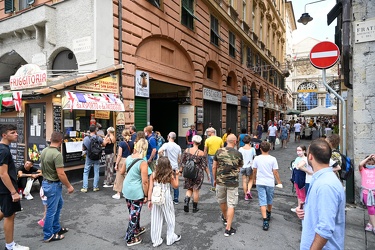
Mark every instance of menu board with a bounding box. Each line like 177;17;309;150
0;117;25;168
14;144;25;168
53;105;62;132
17;117;24;143
116;125;125;141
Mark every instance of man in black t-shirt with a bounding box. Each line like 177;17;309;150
17;160;43;200
250;131;263;156
0;124;29;250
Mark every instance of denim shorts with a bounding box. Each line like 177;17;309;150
256;185;275;206
240;167;253;176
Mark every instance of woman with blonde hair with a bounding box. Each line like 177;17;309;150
103;127;116;188
180;135;209;213
112;129;134;199
147;156;181;247
134;131;148;159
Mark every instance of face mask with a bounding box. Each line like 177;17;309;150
366;165;375;169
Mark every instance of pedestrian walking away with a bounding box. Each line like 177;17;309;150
204;128;223;192
252;141;283;231
102;127;116;188
40;131;74;243
296;139;345;249
180;135;209;213
147;156;181;247
213;134;243;237
0;124;29;250
238;135;256;200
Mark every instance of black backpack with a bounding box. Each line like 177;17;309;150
183;149;199;179
333;150;354;180
88;136;102;161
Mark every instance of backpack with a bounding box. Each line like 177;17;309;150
88;136;102;161
183;149;199;179
151;183;165;206
334;150;354;180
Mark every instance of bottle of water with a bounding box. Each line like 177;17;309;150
19;190;22;200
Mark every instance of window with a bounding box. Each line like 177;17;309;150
210;15;222;46
297;82;318;112
181;0;200;30
207;67;213;79
259;16;263;42
246;46;253;68
4;0;34;14
229;31;236;58
227;76;232;86
147;0;160;8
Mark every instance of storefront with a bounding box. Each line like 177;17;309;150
203;87;222;136
2;64;124;170
226;93;238;133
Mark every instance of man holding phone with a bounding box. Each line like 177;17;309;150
296;139;345;249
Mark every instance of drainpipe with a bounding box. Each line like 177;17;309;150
342;0;352;89
118;0;123;100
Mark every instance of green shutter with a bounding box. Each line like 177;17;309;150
135;97;147;131
5;0;14;14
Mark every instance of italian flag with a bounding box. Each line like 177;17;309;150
0;93;13;112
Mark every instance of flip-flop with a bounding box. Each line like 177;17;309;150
57;227;69;235
44;234;65;243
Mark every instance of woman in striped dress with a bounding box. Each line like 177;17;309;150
147;156;181;247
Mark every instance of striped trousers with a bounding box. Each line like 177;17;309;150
150;184;179;247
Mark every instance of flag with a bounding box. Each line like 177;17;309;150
1;93;13;107
75;93;86;103
13;91;22;111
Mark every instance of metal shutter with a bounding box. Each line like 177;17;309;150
135;97;147;131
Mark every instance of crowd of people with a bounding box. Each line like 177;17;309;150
0;119;371;250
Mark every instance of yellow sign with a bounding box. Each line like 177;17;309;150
76;75;119;93
116;112;125;125
95;110;110;119
297;89;317;93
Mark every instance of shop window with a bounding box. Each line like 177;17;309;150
4;0;34;13
210;15;222;46
181;0;200;30
229;31;236;58
147;0;161;8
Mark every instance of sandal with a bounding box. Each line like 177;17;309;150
127;237;142;247
134;227;146;237
44;234;65;242
57;227;69;235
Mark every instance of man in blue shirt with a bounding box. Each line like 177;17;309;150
144;126;157;170
296;139;345;249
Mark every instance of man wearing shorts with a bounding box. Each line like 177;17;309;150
252;141;283;231
267;123;278;150
213;134;243;237
294;120;302;142
0;124;29;250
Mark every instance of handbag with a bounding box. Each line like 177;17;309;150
151;183;165;205
275;138;280;145
183;148;199;179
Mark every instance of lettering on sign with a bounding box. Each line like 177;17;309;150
95;110;110;119
135;70;150;98
73;36;92;53
76;76;119;93
10;71;47;90
226;93;238;105
203;88;222;102
355;19;375;43
53;106;62;132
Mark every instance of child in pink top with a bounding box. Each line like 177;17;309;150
359;154;375;233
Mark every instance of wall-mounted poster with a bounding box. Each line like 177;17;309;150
182;118;188;128
135;70;150;98
196;107;203;124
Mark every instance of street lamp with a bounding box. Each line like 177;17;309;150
298;0;327;25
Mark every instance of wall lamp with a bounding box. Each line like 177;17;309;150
298;0;327;25
56;94;61;98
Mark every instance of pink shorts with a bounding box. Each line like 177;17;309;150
294;183;306;202
363;193;375;215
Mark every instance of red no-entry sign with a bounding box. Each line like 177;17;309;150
309;41;340;69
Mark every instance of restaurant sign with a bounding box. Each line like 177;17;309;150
9;64;47;90
62;91;125;111
76;74;119;93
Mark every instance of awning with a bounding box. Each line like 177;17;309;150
62;91;125;111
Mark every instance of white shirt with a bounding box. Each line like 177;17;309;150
294;123;302;132
238;147;256;168
253;154;279;187
159;142;181;170
268;126;277;136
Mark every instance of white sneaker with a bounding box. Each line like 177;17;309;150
291;207;296;213
12;243;30;250
112;193;120;200
103;184;113;188
25;194;34;200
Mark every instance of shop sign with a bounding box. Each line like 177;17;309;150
9;64;47;90
76;75;119;93
63;91;125;111
203;88;222;102
355;18;375;43
135;70;150;98
73;36;92;53
95;110;110;119
258;100;264;107
226;93;238;105
116;112;125;125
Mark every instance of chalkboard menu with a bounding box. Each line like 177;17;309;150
53;105;62;132
116;125;125;141
14;144;25;168
17;117;24;143
0;117;25;168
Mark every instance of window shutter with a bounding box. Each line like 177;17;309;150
28;0;35;5
5;0;14;14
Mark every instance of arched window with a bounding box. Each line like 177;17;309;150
52;50;78;75
296;82;318;112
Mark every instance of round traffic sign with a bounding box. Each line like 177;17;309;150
309;41;340;69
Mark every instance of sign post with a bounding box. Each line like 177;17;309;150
309;41;346;154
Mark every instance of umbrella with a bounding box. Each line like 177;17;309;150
286;109;301;115
300;106;337;116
